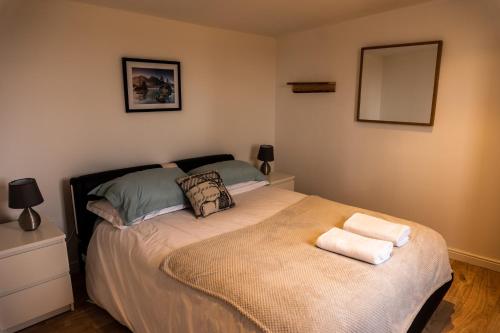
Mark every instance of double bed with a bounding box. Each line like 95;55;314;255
70;154;453;333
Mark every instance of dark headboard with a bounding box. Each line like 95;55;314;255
173;154;234;172
69;154;234;264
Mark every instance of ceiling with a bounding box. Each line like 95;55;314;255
73;0;434;36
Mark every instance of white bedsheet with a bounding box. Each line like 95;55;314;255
86;186;306;333
86;186;451;333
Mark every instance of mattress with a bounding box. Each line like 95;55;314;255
86;186;305;333
86;186;452;333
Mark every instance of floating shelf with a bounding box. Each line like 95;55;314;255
287;82;336;93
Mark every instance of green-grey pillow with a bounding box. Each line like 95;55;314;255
88;167;188;225
188;160;266;186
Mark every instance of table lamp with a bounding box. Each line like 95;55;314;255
8;178;44;231
257;145;274;175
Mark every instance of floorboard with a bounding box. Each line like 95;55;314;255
19;259;499;332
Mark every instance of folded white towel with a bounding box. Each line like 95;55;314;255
344;213;411;247
316;227;393;265
396;236;409;247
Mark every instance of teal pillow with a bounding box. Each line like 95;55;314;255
188;160;267;186
88;167;187;225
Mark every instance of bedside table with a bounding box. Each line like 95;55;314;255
0;221;74;333
267;172;295;191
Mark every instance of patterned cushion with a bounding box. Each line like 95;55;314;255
176;171;235;218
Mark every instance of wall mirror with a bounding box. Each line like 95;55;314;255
356;41;442;126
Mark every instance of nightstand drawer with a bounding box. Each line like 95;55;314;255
0;241;69;296
0;274;73;331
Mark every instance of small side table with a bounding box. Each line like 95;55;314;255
267;172;295;191
0;220;74;333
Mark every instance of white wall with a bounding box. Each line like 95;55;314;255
276;0;500;261
2;0;499;266
0;0;276;262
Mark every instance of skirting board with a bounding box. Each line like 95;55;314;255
448;247;500;272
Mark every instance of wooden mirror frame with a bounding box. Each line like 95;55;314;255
356;40;443;126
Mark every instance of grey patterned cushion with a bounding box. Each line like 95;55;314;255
176;171;235;218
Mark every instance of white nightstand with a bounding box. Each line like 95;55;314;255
267;172;295;191
0;221;74;333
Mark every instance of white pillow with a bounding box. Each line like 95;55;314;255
87;180;267;229
162;162;178;168
226;180;269;196
87;199;186;229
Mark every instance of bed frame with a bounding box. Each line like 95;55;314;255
68;153;452;333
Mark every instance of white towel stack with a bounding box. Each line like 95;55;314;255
344;213;411;247
316;228;393;265
316;212;411;265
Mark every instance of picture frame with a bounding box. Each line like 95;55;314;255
356;41;442;126
122;57;182;112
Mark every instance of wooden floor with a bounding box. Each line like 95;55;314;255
423;260;500;333
20;259;499;333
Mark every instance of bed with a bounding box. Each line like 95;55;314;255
69;154;453;333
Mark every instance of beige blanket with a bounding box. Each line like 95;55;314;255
161;196;452;333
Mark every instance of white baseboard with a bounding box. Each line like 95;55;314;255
448;247;500;272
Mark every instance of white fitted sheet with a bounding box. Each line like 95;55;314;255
86;185;451;333
86;186;306;333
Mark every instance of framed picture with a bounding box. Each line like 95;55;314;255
122;57;182;112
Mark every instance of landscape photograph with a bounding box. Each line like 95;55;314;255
131;67;175;104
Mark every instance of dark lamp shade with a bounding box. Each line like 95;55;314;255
258;145;274;162
8;178;44;209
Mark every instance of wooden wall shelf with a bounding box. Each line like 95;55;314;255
287;82;336;93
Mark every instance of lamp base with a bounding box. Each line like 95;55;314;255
18;207;41;231
260;161;271;175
